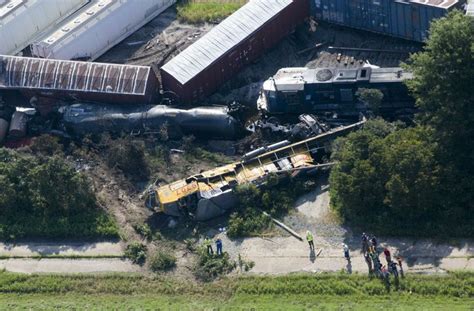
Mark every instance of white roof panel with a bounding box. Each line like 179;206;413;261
0;0;88;55
161;0;293;85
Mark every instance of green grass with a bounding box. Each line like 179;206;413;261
177;0;247;24
1;294;471;310
0;271;472;309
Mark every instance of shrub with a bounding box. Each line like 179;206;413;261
106;138;149;180
227;178;314;238
193;247;236;282
0;148;118;240
133;223;153;241
237;254;255;272
150;251;177;272
356;88;384;113
124;242;147;264
29;134;64;156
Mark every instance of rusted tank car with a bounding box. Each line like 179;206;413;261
160;0;309;104
0;55;159;105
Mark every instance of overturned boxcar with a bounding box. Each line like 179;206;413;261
0;55;159;106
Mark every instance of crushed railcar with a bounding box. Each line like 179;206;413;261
161;0;310;104
144;120;365;221
0;55;159;107
257;66;414;118
312;0;462;42
60;103;244;140
31;0;176;61
0;0;88;55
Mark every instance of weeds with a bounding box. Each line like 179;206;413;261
106;137;149;180
193;247;236;282
0;271;471;298
237;254;255;272
133;223;153;241
177;0;246;24
227;176;316;238
124;242;147;264
150;251;177;272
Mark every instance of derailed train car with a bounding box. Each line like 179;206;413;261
161;0;310;103
32;0;176;61
312;0;462;42
0;0;88;55
258;66;415;118
144;120;365;220
60;103;244;140
0;55;159;107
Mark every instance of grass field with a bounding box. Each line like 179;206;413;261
0;271;472;309
177;0;247;24
1;294;471;310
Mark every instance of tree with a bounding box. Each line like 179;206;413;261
404;11;474;220
330;12;474;237
0;148;117;239
356;88;384;113
330;121;462;236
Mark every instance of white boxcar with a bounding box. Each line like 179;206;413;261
0;0;88;55
31;0;176;61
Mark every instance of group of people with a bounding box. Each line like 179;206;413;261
203;237;223;256
361;233;404;284
305;230;404;283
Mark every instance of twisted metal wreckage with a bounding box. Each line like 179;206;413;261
144;120;366;221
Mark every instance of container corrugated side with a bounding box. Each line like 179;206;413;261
312;0;455;42
32;0;176;61
0;0;88;55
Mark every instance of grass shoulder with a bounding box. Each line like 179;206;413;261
177;0;246;24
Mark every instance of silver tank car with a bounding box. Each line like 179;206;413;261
60;103;243;140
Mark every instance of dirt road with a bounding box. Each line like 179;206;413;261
0;241;143;274
0;241;124;257
0;258;140;274
222;235;473;274
218;178;474;275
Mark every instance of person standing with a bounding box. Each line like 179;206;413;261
364;253;373;274
361;233;369;254
383;247;392;264
371;237;378;248
216;238;223;256
396;256;405;278
343;243;350;262
306;230;314;251
204;237;213;255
